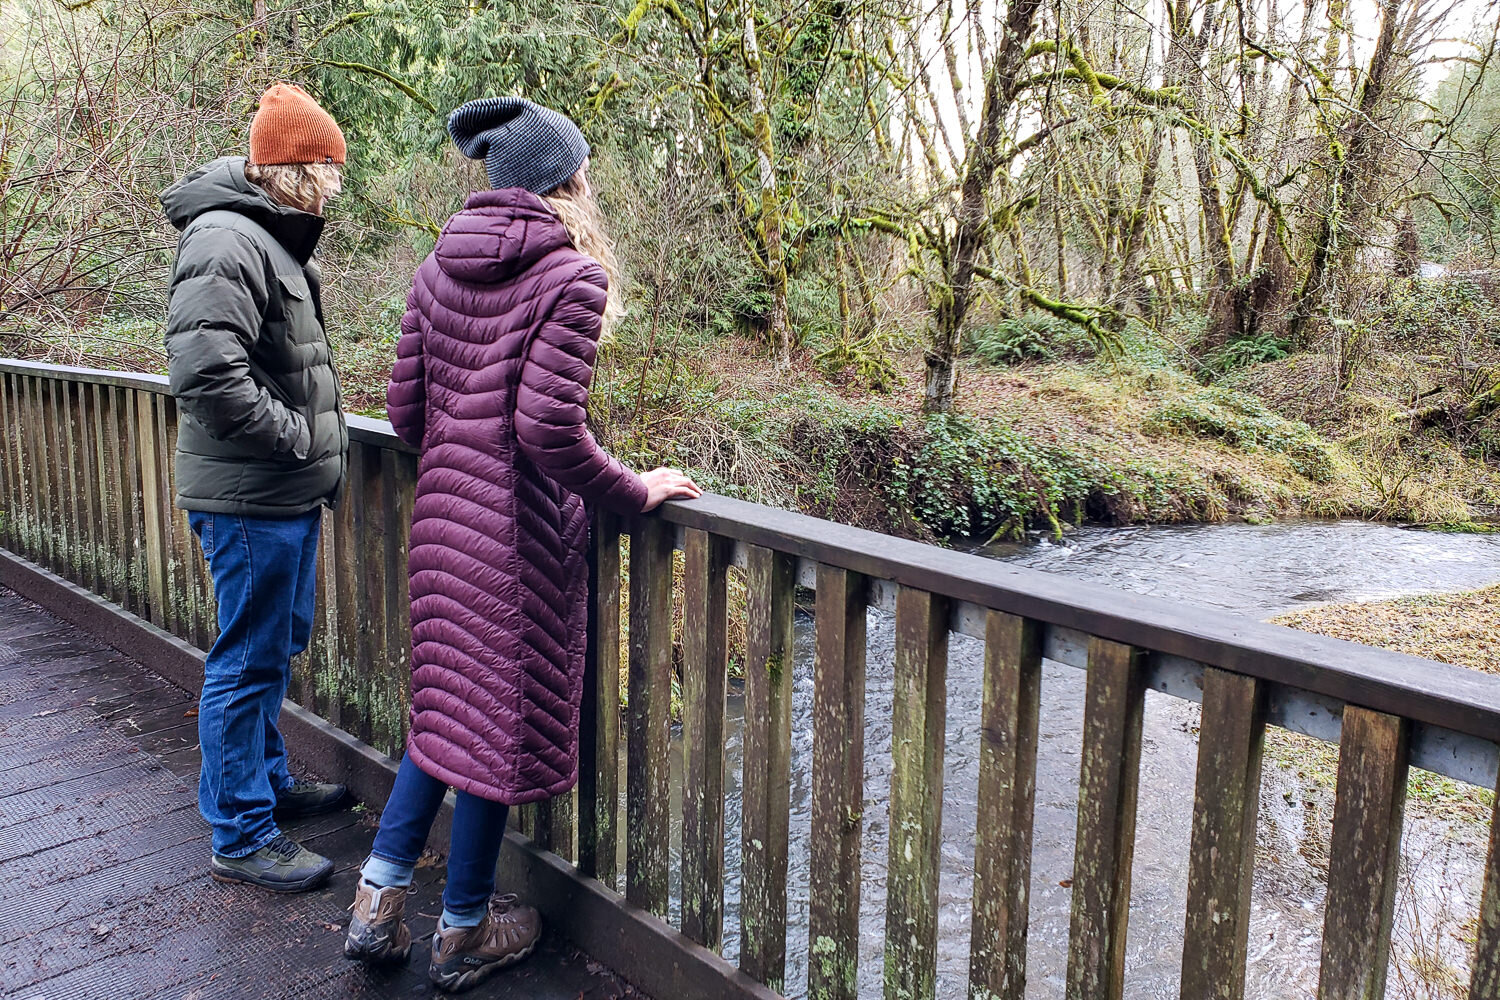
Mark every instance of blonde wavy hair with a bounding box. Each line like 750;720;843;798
543;168;624;334
244;161;343;216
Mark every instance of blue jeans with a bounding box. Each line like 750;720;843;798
364;753;510;927
189;509;321;857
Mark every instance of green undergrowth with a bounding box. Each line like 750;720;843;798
597;374;1150;543
1140;386;1339;483
965;312;1098;365
590;321;1396;542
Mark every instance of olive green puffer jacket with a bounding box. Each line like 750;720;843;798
161;157;348;516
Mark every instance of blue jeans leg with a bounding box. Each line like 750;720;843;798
365;752;509;926
441;790;510;925
190;509;322;858
366;752;449;882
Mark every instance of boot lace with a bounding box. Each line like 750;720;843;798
263;833;302;860
479;894;530;948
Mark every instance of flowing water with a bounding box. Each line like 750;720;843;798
653;521;1500;999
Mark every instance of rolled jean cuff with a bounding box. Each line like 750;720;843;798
221;827;281;860
441;903;487;929
362;853;416;889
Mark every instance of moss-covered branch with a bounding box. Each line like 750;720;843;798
306;60;436;114
968;260;1125;354
1022;41;1188;108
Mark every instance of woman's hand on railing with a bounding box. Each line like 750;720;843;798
640;467;702;511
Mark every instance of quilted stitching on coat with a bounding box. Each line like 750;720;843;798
387;187;648;805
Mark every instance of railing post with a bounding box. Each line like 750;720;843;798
579;509;621;888
38;376;59;570
99;384;125;607
359;443;395;751
331;444;366;738
8;372;24;555
75;382;98;591
742;543;796;992
15;376;31;558
533;797;551;852
104;386;131;610
5;373;31;556
49;379;74;578
97;385;124;608
134;390;166;627
1066;637;1146;1000
32;377;57;570
969;611;1043;1000
120;387;146;619
1471;771;1500;997
513;803;535;840
30;376;48;563
532;789;576;862
0;373;17;552
1181;668;1266;1000
80;383;104;596
681;527;730;951
384;449;417;750
157;395;189;642
808;563;867;1000
1317;706;1409;1000
18;372;37;558
59;381;83;586
171;402;210;651
185;424;216;651
884;586;950;1000
304;507;338;718
626;516;673;916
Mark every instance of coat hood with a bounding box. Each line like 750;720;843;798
160;156;325;264
432;188;574;285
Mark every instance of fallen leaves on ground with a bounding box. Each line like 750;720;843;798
1273;585;1500;673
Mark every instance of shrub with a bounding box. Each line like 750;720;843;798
1143;387;1338;482
1369;278;1500;349
1202;333;1290;377
887;414;1117;541
966;312;1097;366
773;396;1126;540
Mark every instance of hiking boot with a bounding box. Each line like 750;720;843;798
210;833;334;892
428;894;542;992
345;879;412;964
275;777;348;820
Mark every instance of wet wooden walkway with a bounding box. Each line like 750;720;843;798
0;587;640;1000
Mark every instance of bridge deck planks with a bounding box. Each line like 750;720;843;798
0;587;643;1000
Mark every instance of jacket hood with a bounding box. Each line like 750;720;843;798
432;188;574;285
160;156;325;263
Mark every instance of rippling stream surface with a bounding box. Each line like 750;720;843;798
650;522;1500;999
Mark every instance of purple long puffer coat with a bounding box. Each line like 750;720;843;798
387;187;648;805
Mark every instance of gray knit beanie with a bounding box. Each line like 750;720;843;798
447;97;590;195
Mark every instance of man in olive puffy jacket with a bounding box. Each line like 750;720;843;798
162;84;351;892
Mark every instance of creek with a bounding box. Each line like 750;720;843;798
651;521;1500;999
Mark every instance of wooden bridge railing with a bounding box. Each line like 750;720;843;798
4;357;1500;1000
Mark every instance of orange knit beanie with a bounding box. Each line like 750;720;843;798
249;84;347;166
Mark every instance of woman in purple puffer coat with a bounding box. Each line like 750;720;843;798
344;98;699;992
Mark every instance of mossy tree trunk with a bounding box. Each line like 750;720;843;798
922;0;1045;414
1288;0;1405;346
742;4;792;366
1174;0;1240;351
